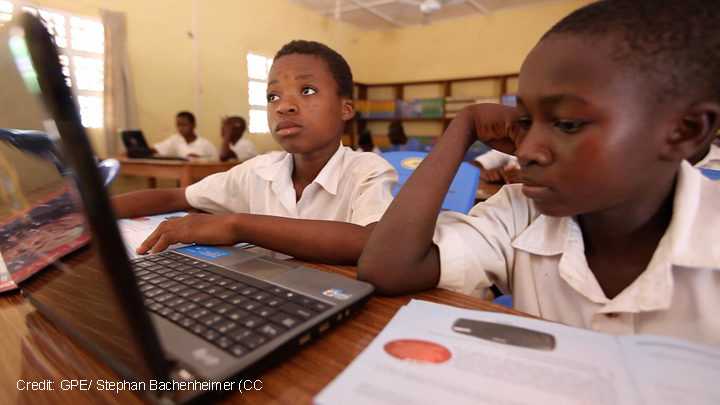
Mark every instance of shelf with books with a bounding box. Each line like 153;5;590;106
346;73;518;148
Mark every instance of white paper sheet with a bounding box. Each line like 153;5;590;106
116;212;190;259
316;301;720;405
619;335;720;405
315;300;639;405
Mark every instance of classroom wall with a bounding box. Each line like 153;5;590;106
196;0;367;153
360;0;593;84
22;0;591;157
24;0;367;156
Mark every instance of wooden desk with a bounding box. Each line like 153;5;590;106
0;247;532;404
117;157;241;188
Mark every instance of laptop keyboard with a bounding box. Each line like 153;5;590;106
131;251;333;358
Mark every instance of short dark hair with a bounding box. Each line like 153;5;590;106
227;116;246;129
274;40;353;99
227;116;246;137
358;129;373;145
176;111;195;124
542;0;720;105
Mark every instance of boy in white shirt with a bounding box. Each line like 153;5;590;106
359;0;720;347
113;40;397;265
153;111;218;158
219;116;258;162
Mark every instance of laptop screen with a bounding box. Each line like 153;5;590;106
0;14;169;384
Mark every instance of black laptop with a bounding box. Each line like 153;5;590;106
121;129;188;161
2;13;373;404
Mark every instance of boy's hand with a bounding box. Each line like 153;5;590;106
137;213;240;254
453;104;523;155
221;115;232;140
481;165;521;184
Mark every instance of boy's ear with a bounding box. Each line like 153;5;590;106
341;99;355;121
661;102;720;161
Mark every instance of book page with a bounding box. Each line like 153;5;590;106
619;335;720;405
117;212;190;259
315;300;638;405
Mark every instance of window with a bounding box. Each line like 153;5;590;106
247;53;273;134
3;1;104;129
0;1;13;26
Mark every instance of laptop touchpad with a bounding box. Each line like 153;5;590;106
228;258;295;279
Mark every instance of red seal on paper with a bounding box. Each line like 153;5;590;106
384;339;451;364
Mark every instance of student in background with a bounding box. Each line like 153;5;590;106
154;111;218;158
356;129;381;154
387;122;425;152
471;149;521;184
359;0;720;347
219;116;258;162
112;40;397;265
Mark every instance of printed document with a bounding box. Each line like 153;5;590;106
315;300;720;405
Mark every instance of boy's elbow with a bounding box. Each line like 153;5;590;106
357;256;406;296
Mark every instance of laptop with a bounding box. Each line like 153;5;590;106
121;129;187;161
2;13;374;403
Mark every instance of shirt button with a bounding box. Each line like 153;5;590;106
605;312;620;319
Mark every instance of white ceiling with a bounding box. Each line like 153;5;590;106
284;0;576;32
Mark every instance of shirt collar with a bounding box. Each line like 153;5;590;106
663;160;720;269
510;161;720;312
253;151;294;196
311;143;345;196
251;143;345;196
694;143;720;168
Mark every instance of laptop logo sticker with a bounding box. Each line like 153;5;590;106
178;246;232;260
322;288;352;300
191;348;220;366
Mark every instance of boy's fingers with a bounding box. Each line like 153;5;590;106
150;232;180;254
500;168;511;184
136;219;184;254
508;168;521;183
137;230;163;254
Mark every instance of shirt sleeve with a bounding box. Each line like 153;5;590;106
185;163;250;214
349;156;398;226
474;150;511;169
153;135;178;156
432;185;531;298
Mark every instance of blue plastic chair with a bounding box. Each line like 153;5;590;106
491;295;513;308
699;168;720;181
380;151;480;214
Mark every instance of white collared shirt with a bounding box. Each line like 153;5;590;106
433;161;720;346
185;143;397;226
694;143;720;170
154;134;218;158
229;138;258;161
474;149;519;169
